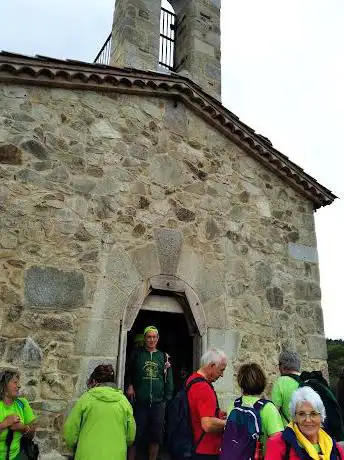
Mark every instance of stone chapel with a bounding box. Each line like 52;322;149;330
0;0;336;456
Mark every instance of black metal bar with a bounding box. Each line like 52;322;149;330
94;33;112;64
159;6;176;70
94;7;176;69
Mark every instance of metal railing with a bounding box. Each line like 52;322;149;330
94;8;176;69
159;7;176;70
94;33;112;65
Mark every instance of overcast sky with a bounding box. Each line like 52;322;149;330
0;0;342;338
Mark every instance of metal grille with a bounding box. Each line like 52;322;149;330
94;33;112;65
94;7;176;69
159;7;176;70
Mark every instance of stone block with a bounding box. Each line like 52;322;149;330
266;287;284;309
90;120;122;139
203;296;228;329
0;144;22;165
194;38;215;57
207;328;241;360
255;262;272;289
24;266;85;308
154;228;183;275
163;102;187;137
105;247;141;295
195;264;225;304
130;243;160;279
41;400;67;413
41;372;74;400
6;337;43;368
149;155;187;187
307;335;327;359
288;243;318;263
75;318;120;357
294;281;321;301
21;139;48;159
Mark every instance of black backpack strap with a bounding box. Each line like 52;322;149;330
283;441;291;460
279;406;290;424
286;374;302;384
234;396;243;407
185;376;207;392
253;398;271;411
5;429;14;460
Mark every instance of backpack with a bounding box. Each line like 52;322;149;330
166;376;218;460
220;397;269;460
285;372;344;441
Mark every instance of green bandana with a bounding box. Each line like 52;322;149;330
143;326;159;336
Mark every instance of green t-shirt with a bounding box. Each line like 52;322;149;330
271;375;300;426
0;398;36;460
227;396;284;450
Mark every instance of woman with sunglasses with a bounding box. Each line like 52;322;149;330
265;386;344;459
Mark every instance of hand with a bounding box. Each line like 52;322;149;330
127;384;135;400
3;415;20;427
218;410;227;420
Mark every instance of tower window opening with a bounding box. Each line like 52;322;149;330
159;1;176;70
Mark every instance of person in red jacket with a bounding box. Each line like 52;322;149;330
265;386;344;460
186;348;228;460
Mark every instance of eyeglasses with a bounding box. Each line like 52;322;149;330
296;411;321;421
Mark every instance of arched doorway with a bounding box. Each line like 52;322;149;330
116;275;207;389
125;292;196;394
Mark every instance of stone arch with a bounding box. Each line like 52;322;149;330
116;274;207;388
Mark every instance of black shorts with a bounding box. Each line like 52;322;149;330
134;401;166;445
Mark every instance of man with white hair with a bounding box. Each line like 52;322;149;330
272;350;302;426
186;348;228;460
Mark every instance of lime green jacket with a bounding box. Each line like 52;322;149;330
64;385;136;460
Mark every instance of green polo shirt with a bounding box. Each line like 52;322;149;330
0;398;36;460
271;375;300;426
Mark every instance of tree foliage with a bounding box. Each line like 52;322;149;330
327;338;344;388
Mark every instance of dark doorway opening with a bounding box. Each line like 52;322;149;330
125;308;194;393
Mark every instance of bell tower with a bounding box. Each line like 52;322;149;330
110;0;222;100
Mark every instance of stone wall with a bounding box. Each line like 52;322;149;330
0;83;326;456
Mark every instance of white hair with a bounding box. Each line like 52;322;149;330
200;348;227;367
290;387;326;423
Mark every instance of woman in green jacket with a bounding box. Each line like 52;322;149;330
64;364;136;460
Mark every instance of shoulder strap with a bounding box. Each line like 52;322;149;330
234;396;243;407
253;398;271;411
279;406;290;424
185;376;207;392
15;398;25;409
283;441;291;460
286;374;302;384
5;429;14;460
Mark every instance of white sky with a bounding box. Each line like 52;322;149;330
0;0;342;338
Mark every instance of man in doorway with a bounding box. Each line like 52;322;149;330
187;348;228;460
271;349;301;425
127;325;174;460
